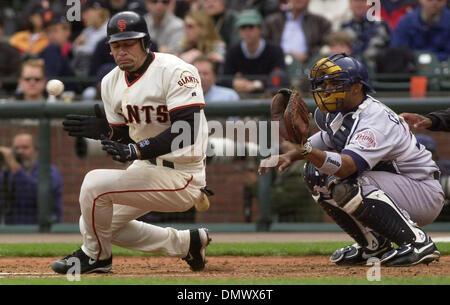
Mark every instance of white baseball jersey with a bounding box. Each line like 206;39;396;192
310;96;440;181
101;52;208;174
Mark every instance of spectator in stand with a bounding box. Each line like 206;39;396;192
0;132;62;225
225;0;280;18
106;0;147;15
0;14;21;97
9;1;49;57
202;0;240;48
193;56;239;102
340;0;391;67
15;59;47;102
308;0;351;31
381;0;418;31
221;9;288;95
326;31;354;55
44;13;73;61
144;0;185;54
178;9;226;64
391;0;450;61
72;0;110;77
41;13;77;91
262;0;331;64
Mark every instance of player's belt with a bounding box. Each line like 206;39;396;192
148;158;175;169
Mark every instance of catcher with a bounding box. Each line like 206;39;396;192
259;53;444;266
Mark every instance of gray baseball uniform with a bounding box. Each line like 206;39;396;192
310;96;444;226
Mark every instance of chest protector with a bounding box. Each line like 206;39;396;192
314;108;356;152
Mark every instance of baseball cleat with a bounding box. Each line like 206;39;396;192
380;234;440;267
330;238;393;266
51;248;112;274
183;228;211;271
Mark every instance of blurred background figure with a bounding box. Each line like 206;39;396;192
263;0;331;64
178;9;226;64
308;0;351;31
9;1;49;57
221;9;288;96
71;0;110;77
193;55;239;102
0;132;62;225
202;0;240;48
326;31;354;55
390;0;450;61
226;0;280;18
144;0;184;54
41;13;77;92
380;0;418;31
106;0;147;15
0;11;21;98
15;59;47;102
415;134;450;220
340;0;391;68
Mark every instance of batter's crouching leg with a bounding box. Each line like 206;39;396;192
79;169;116;262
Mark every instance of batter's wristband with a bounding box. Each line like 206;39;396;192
128;144;141;160
318;151;342;175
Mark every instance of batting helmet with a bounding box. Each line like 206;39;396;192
107;11;151;52
309;53;375;114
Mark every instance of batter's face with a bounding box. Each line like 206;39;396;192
110;39;147;72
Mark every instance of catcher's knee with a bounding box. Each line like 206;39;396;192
302;161;338;200
331;179;363;214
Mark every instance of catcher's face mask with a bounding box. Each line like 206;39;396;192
309;57;351;114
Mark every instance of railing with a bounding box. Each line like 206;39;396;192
0;97;449;232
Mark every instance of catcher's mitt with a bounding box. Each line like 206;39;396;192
271;88;310;145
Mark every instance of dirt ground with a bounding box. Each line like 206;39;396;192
0;256;448;279
0;233;449;279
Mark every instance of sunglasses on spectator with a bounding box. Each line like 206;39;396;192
22;77;44;82
239;25;258;30
149;0;170;4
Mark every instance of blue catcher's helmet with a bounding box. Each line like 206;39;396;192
309;53;375;114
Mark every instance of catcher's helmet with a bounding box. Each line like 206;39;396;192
107;11;151;52
309;53;375;114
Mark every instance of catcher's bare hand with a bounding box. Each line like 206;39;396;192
258;154;293;175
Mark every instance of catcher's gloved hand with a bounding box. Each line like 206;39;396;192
63;104;111;140
271;88;311;155
101;136;140;163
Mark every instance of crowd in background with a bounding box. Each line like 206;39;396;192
0;0;449;102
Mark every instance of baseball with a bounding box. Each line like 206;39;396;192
46;79;65;96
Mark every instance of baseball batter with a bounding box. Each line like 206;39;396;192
52;11;211;274
260;53;444;266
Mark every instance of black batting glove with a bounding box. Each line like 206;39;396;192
101;136;140;163
63;104;111;140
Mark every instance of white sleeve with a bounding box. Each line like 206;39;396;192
165;64;205;112
344;127;392;169
309;131;333;151
100;77;126;126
